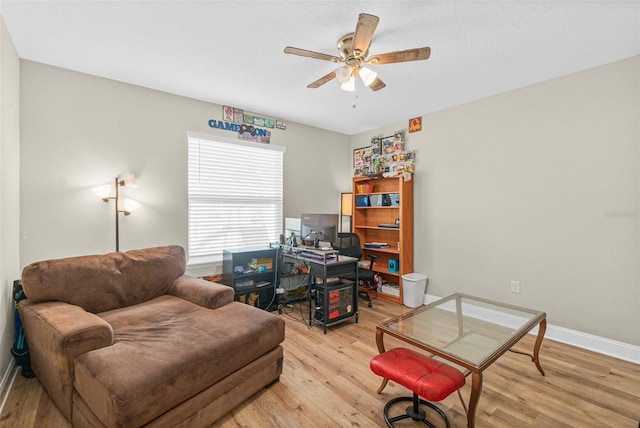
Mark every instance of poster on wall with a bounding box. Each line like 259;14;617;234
409;116;422;133
223;106;234;122
233;108;243;124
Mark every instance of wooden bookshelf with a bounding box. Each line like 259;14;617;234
352;175;413;304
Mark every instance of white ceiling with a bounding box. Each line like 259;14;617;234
1;1;639;135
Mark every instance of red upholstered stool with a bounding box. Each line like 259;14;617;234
370;348;465;428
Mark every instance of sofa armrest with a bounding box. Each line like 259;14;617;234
18;300;113;421
168;275;234;309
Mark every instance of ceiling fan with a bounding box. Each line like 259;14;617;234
284;13;431;92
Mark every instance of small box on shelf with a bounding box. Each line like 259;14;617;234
380;284;400;297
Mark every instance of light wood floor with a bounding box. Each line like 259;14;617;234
1;298;639;427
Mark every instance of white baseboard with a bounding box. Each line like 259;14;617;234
423;294;640;364
0;359;17;415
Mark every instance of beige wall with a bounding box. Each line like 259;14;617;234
19;61;351;276
0;16;20;381
15;54;640;350
352;56;640;346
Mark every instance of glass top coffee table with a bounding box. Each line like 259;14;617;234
375;293;546;428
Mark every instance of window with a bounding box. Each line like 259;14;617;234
187;132;285;266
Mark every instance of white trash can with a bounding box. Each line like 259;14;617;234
402;273;428;308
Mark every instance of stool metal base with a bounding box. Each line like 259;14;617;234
383;393;450;428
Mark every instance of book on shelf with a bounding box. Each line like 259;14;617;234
378;223;399;229
364;242;390;249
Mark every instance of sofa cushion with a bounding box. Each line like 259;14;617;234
21;245;186;313
73;296;285;427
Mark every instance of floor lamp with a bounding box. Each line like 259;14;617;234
340;192;353;233
93;175;141;251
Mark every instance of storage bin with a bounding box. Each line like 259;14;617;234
356;184;374;193
401;273;428;308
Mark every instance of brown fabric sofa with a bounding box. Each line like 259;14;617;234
19;245;285;427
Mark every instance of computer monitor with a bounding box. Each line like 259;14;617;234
300;213;338;247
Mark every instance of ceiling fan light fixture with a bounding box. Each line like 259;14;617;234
284;13;430;92
358;66;377;87
341;75;356;92
336;65;353;83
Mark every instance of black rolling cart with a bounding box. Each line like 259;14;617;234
313;278;357;334
288;248;359;334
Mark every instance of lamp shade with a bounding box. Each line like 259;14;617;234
341;192;353;216
92;184;112;201
122;198;141;215
336;65;353;83
119;174;137;188
341;75;356;92
358;66;377;87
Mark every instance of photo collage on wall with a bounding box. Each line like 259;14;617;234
353;130;415;177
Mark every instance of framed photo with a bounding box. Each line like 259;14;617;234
353;146;367;168
354;146;374;176
223;106;234;122
371;137;381;155
276;120;286;130
393;131;405;152
381;135;396;154
233;108;243;124
409;116;422;133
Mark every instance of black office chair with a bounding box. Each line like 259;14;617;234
334;232;378;308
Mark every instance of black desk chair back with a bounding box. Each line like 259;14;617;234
334;233;378;307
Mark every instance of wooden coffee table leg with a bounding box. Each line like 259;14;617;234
375;328;386;354
467;371;483;428
533;318;547;376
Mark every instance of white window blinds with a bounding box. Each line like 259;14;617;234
187;132;285;266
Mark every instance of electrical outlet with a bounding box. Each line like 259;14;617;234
510;280;521;294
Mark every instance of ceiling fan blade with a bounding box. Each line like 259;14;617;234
367;47;431;65
307;70;337;88
284;46;341;63
352;13;379;57
369;77;386;91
